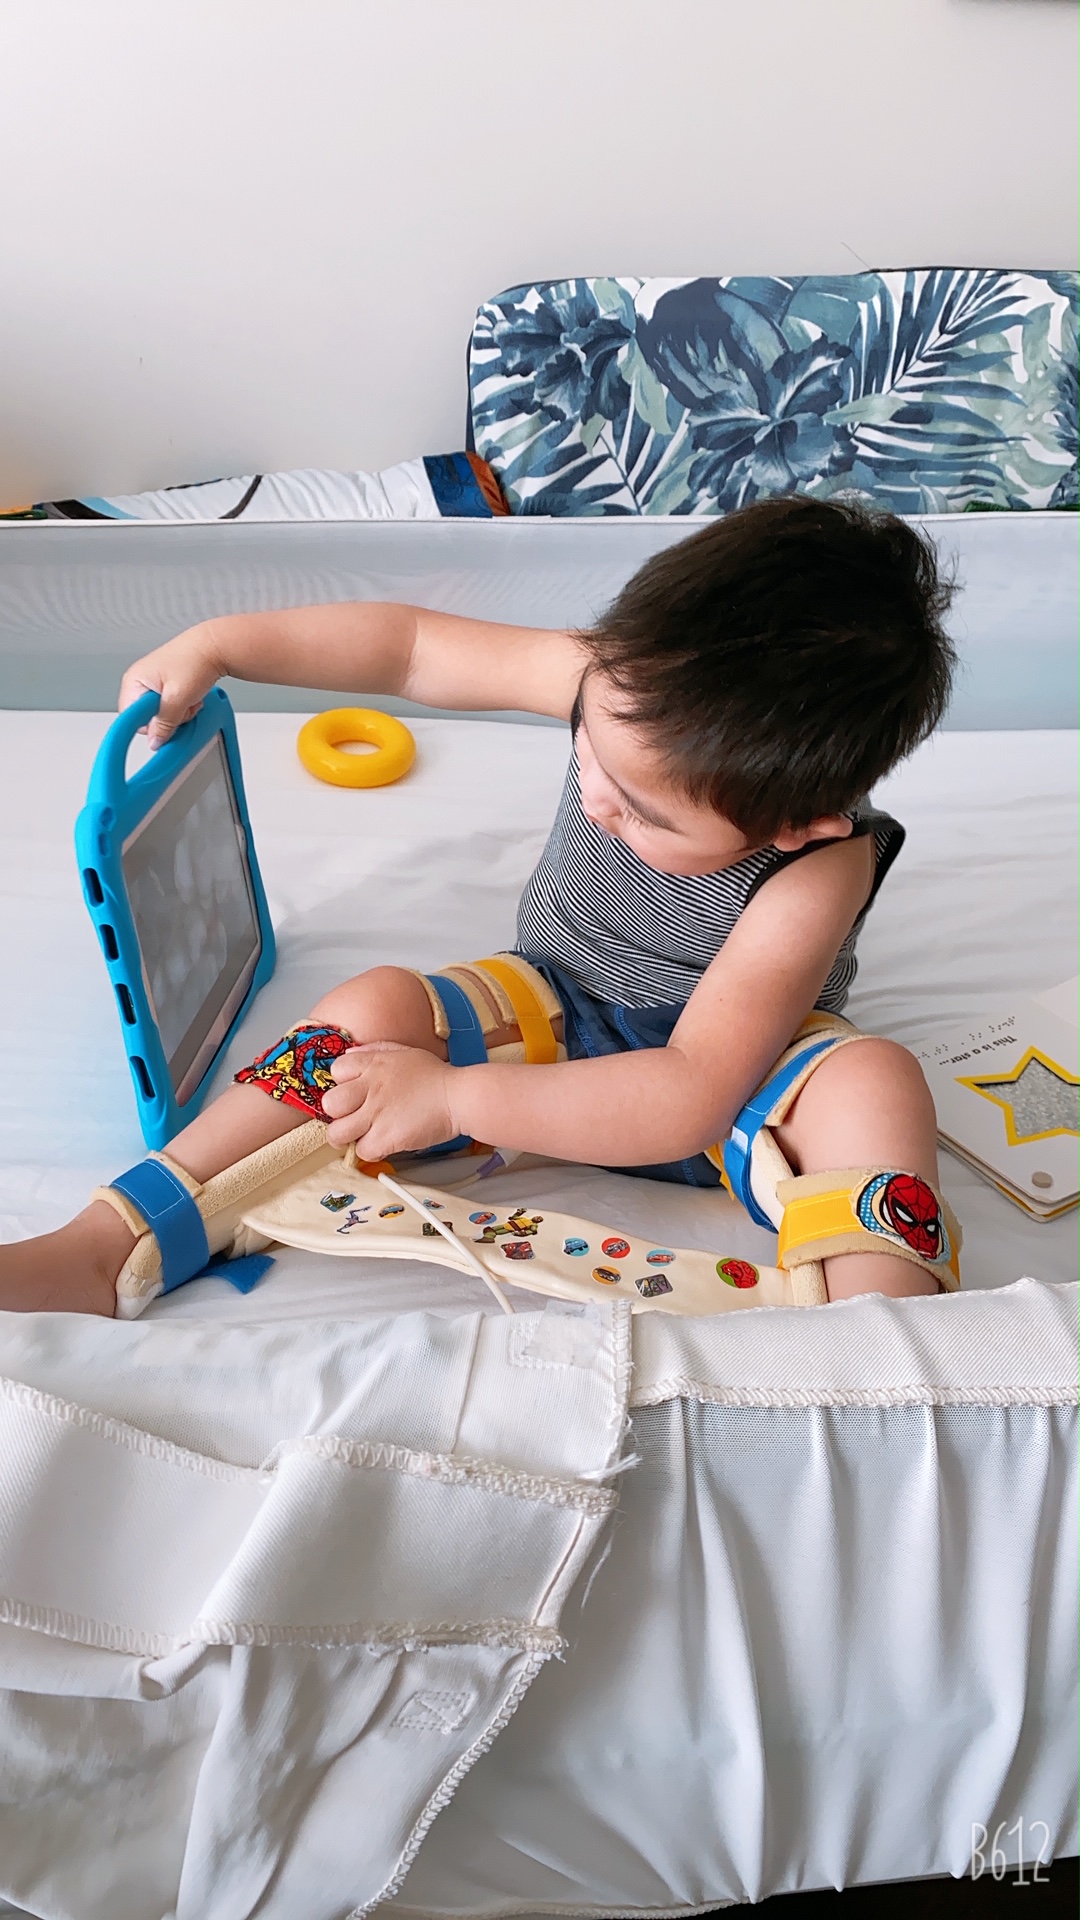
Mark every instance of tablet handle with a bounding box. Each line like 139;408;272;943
88;686;215;809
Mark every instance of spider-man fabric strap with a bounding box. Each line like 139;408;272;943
423;972;488;1153
109;1159;210;1294
235;1022;355;1120
776;1167;961;1289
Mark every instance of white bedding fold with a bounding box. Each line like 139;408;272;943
0;1301;629;1920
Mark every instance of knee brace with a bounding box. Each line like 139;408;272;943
708;1015;961;1302
410;956;566;1153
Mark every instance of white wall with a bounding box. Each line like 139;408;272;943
0;0;1076;507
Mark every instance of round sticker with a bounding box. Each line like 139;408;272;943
646;1248;675;1266
601;1236;631;1260
592;1266;621;1285
717;1257;759;1289
501;1240;534;1261
469;1210;496;1226
562;1236;589;1257
378;1204;405;1217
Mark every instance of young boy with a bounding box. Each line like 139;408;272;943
2;496;958;1316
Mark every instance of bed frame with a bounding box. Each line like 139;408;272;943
0;510;1075;729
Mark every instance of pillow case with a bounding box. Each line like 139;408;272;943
468;270;1079;517
3;451;508;523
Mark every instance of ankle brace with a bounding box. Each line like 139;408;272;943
94;1120;341;1318
235;1022;355;1119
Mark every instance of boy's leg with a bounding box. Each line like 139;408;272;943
0;967;457;1317
168;967;447;1181
773;1037;941;1301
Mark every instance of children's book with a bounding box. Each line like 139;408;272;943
907;979;1079;1221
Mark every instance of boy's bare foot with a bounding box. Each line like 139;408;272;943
0;1202;136;1317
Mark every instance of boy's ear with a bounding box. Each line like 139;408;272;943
772;814;854;853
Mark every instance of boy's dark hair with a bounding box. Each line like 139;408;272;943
580;496;957;842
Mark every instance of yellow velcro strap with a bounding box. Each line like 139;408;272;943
777;1167;961;1288
777;1186;861;1263
474;955;559;1065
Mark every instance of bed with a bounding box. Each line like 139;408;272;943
0;657;1076;1915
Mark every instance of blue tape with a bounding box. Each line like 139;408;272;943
723;1037;841;1230
110;1159;211;1294
424;972;488;1154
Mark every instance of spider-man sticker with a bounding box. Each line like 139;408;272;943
856;1172;950;1265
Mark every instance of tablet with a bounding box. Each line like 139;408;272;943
76;688;276;1147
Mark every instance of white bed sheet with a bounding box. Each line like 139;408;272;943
1;713;1075;1306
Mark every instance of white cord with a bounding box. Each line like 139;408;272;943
376;1170;515;1316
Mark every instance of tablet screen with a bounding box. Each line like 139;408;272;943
122;734;262;1100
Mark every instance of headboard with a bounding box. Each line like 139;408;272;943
468;270;1078;518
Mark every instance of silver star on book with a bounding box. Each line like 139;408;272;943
974;1053;1079;1143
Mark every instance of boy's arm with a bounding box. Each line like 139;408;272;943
119;604;585;745
328;835;876;1165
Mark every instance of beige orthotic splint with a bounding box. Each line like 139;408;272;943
411;957;568;1065
97;995;960;1321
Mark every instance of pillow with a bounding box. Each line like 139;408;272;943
468;270;1079;517
2;451;509;523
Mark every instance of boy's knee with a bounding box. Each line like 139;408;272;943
311;966;437;1049
805;1035;933;1120
777;1033;935;1163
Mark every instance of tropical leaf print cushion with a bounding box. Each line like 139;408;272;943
468;271;1078;516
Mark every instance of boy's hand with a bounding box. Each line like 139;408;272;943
118;622;225;748
323;1043;458;1158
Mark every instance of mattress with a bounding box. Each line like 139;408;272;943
1;510;1076;729
3;712;1076;1296
0;713;1077;1913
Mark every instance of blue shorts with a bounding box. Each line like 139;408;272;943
521;954;722;1190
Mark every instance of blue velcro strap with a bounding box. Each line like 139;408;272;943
425;972;488;1153
429;973;489;1067
723;1037;841;1231
110;1159;211;1294
201;1251;275;1294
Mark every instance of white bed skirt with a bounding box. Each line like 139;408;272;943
0;511;1076;729
0;1284;1074;1920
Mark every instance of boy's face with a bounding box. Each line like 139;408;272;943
578;677;852;877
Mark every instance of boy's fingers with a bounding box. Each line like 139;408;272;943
326;1111;370;1149
148;692;201;747
117;671;199;750
331;1042;408;1080
321;1075;365;1117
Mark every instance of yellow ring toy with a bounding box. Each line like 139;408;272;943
296;707;416;789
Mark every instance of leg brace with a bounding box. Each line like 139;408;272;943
706;1013;961;1302
97;959;565;1314
410;956;565;1153
98;1001;958;1318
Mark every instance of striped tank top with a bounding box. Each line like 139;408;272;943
516;741;904;1012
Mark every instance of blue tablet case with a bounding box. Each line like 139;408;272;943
75;688;276;1147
